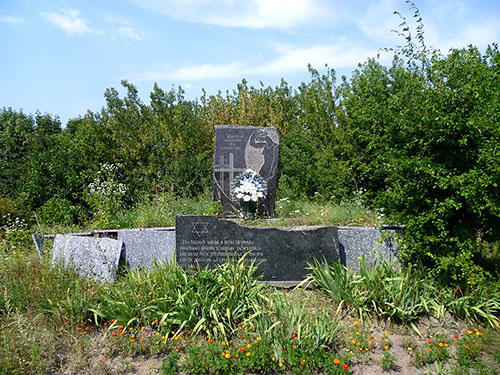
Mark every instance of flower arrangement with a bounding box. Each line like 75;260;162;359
230;169;267;219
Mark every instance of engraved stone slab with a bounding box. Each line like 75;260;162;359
338;226;401;270
117;229;175;270
176;215;339;282
51;235;123;282
214;125;280;217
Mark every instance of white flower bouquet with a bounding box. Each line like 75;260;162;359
230;169;267;219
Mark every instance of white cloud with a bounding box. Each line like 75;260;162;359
141;41;382;82
0;15;23;24
41;8;102;36
131;0;334;29
117;26;142;41
426;21;500;53
357;0;403;44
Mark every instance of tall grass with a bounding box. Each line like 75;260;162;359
309;257;500;328
91;254;269;341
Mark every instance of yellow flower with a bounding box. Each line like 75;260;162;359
351;340;356;345
368;341;372;345
279;363;283;367
356;332;360;335
384;345;389;350
272;357;276;362
131;334;135;338
246;352;251;357
222;341;227;346
225;353;230;359
438;343;443;347
247;343;252;349
256;336;262;341
353;321;359;326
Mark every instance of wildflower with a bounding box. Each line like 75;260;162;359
478;332;484;337
161;336;166;340
466;331;472;335
201;362;205;366
428;348;433;352
238;323;243;327
131;334;135;338
256;336;262;341
112;332;117;337
272;357;276;362
356;331;360;335
384;345;389;350
472;329;477;333
222;341;226;346
225;353;230;359
351;340;356;345
119;332;124;336
241;347;246;352
464;345;470;349
291;334;297;339
141;338;145;343
333;358;340;365
128;327;133;331
454;335;459;339
103;322;108;327
444;343;449;347
77;328;82;332
436;350;441;354
368;341;372;345
247;344;252;349
292;345;297;349
155;319;159;324
370;334;375;339
438;343;443;347
208;339;214;344
385;331;389;336
130;339;134;343
141;327;145;331
281;347;285;351
235;354;240;358
279;363;283;367
342;363;349;370
428;340;433;344
183;355;187;359
353;321;359;326
155;341;159;345
111;320;115;323
175;349;179;353
246;352;251;357
300;359;305;365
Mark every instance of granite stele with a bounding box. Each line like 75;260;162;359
117;229;175;270
176;215;339;284
51;234;122;282
213;125;280;217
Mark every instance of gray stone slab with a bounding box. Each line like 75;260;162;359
214;125;280;217
176;215;339;282
32;233;43;258
117;229;175;270
338;226;402;270
51;235;123;282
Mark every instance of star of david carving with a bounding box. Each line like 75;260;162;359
191;218;210;238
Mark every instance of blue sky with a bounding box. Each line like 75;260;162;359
1;0;499;126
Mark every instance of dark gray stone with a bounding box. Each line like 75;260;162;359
213;125;280;217
117;229;175;270
175;215;339;282
32;233;44;258
51;234;123;282
338;226;402;270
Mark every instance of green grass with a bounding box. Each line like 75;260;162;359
1;199;499;374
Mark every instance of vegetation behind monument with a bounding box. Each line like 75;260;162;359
1;10;500;285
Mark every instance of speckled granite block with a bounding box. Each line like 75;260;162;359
117;229;175;270
338;226;402;270
51;234;123;282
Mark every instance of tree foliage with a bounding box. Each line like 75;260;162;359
1;4;499;285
